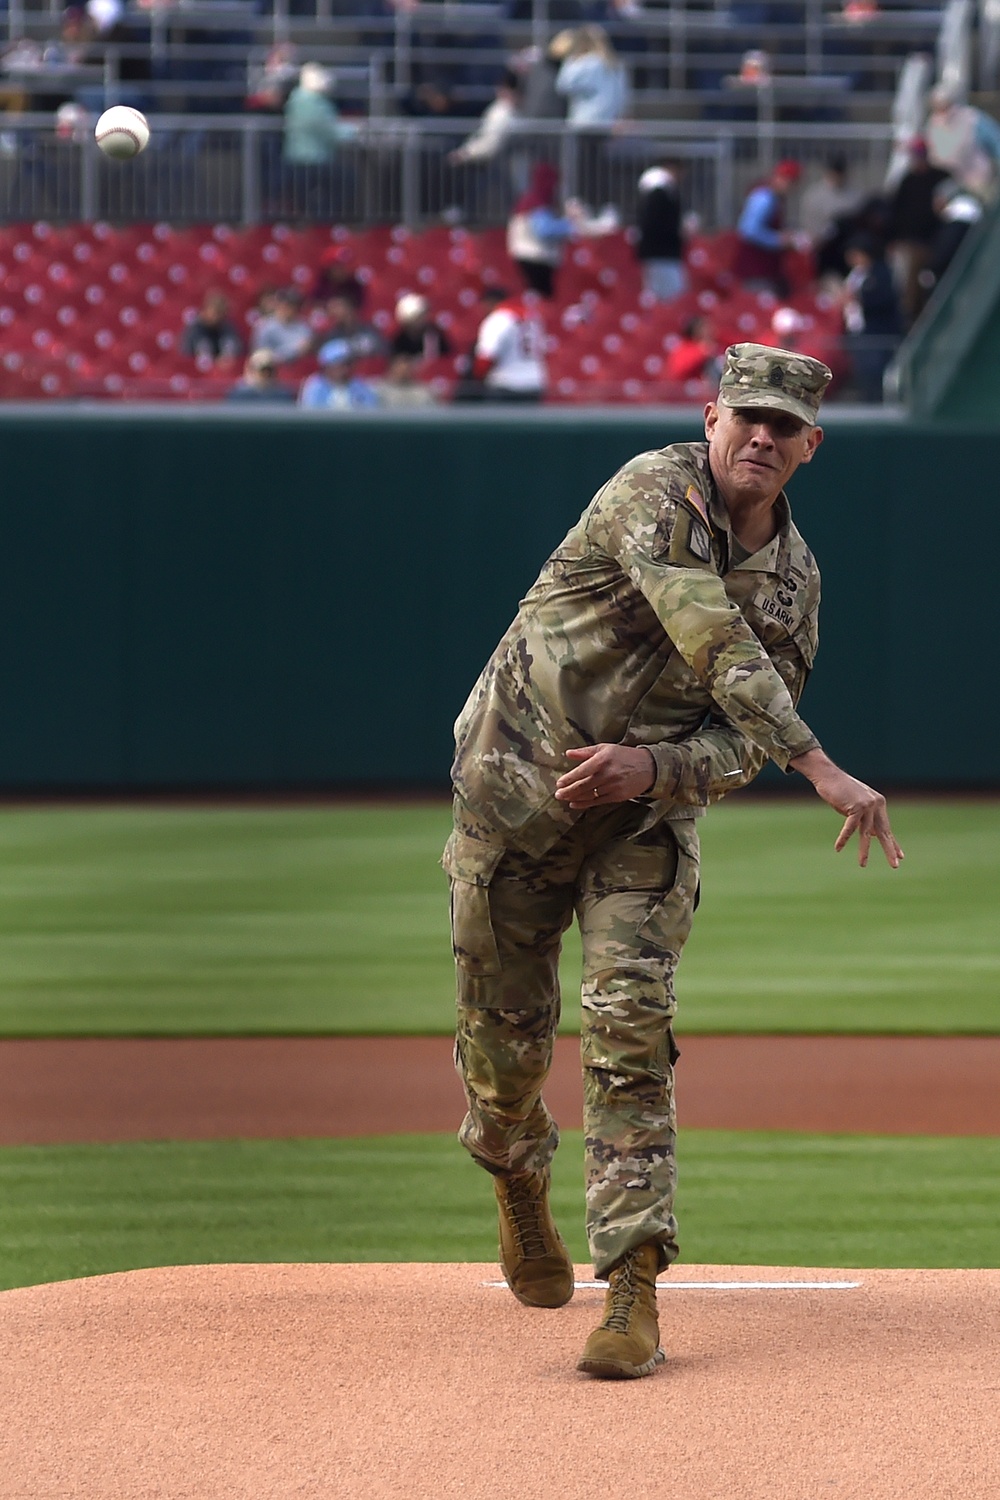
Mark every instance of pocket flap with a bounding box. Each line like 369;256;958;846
792;620;817;669
442;831;505;886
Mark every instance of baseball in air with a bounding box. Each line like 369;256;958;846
94;106;150;160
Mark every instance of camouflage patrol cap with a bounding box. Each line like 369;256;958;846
717;342;833;426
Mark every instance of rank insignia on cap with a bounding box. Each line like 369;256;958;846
717;343;833;425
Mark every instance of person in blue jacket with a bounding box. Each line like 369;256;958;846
298;340;381;410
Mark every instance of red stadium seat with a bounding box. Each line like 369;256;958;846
0;222;842;403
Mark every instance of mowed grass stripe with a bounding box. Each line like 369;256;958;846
0;801;996;1035
1;1131;998;1292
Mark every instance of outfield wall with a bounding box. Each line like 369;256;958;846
0;408;994;789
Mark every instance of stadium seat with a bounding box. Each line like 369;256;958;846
0;220;848;405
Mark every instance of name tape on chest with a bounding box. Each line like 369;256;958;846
754;591;795;631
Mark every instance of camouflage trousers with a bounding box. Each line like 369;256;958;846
443;797;700;1279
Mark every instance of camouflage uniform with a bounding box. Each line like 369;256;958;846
445;345;831;1278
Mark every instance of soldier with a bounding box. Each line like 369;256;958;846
444;343;903;1380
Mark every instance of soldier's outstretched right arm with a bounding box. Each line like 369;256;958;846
588;455;903;866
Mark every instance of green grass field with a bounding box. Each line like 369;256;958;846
0;800;996;1035
1;1130;997;1291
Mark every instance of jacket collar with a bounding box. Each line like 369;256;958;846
702;455;793;578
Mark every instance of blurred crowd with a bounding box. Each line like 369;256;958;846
179;269;552;407
1;0;997;405
189;75;992;408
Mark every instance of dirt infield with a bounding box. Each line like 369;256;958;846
1;1260;997;1499
2;1034;999;1144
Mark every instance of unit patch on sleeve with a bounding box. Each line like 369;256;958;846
754;591;795;630
688;517;713;563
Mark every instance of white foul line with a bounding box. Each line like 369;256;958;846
484;1280;861;1291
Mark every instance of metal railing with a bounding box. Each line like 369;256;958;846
0;0;943;117
0;113;894;228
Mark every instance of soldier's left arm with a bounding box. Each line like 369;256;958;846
556;633;811;809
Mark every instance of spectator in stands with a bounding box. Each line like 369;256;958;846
44;6;93;68
472;284;547;403
181;291;244;366
283;63;358;215
734;158;802;296
768;305;812;353
841;233;901;403
635;160;686;302
374;354;439;408
246;42;299;114
250;287;313;365
506;161;582;298
284;63;357;165
926;84;1000;204
319;293;387;362
252;287;279;323
448;71;520;167
515;38;568;123
664;316;716;382
886;137;948;326
226;350;297;404
81;0;151;110
32;7;94;110
390;293;452;362
311;245;365;309
507;39;568;199
298;339;381;410
928;182;983;283
554;27;628;206
800;156;862;280
554;27;627;128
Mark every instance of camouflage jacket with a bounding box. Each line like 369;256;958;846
452;440;821;856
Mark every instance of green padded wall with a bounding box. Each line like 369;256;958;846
0;410;994;788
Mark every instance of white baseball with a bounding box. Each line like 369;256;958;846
95;106;150;160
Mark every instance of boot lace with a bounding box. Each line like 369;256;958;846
604;1255;640;1333
503;1176;549;1259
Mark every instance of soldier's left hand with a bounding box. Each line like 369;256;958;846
555;744;656;809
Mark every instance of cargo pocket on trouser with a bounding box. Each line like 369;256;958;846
442;830;506;978
635;817;701;960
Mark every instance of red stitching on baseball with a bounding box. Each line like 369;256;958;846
97;129;141;148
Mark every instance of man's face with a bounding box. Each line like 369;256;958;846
328;296;356;327
705;401;823;504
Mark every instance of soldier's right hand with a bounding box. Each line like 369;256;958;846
788;748;904;869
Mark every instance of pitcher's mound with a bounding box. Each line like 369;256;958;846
0;1261;996;1500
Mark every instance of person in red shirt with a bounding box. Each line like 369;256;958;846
664;316;715;382
311;245;365;309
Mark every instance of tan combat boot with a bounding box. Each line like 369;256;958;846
577;1242;665;1379
495;1171;575;1309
